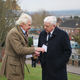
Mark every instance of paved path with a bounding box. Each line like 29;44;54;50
67;65;80;75
26;60;80;75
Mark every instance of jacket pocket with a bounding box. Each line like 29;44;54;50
9;63;21;76
8;56;21;75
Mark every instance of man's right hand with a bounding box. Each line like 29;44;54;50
34;51;40;56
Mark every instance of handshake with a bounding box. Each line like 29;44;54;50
34;47;45;56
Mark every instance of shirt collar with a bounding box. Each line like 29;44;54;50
20;27;26;34
50;29;54;35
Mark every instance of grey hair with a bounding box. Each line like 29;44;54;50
15;13;32;25
44;16;57;25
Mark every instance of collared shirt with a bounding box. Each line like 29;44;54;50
20;27;26;35
20;27;28;42
47;29;54;41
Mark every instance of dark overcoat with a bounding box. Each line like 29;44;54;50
0;26;35;80
38;27;72;80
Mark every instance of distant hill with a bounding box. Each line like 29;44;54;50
29;10;80;17
49;10;80;16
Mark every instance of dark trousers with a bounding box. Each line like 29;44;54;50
32;60;36;67
31;57;37;67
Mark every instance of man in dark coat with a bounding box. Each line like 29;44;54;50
38;16;72;80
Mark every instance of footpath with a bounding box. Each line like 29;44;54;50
67;65;80;75
26;60;80;75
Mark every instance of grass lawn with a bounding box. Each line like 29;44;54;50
0;63;80;80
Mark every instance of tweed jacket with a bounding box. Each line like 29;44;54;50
0;26;35;80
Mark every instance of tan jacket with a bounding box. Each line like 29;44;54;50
0;26;35;80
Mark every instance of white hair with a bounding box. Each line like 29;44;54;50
15;13;32;25
44;16;57;25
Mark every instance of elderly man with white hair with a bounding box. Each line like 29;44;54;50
0;13;45;80
38;16;72;80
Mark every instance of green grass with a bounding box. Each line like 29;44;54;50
0;63;80;80
68;73;80;80
24;64;42;80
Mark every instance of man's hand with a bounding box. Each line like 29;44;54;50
34;51;40;56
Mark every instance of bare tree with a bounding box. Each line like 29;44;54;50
31;10;51;28
0;0;21;46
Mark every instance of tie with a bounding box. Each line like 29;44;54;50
48;32;51;40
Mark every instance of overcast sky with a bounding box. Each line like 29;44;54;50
19;0;80;11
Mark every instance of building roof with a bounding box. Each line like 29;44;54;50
60;19;80;28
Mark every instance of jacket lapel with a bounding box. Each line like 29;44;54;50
49;27;59;40
43;30;47;43
16;26;28;43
